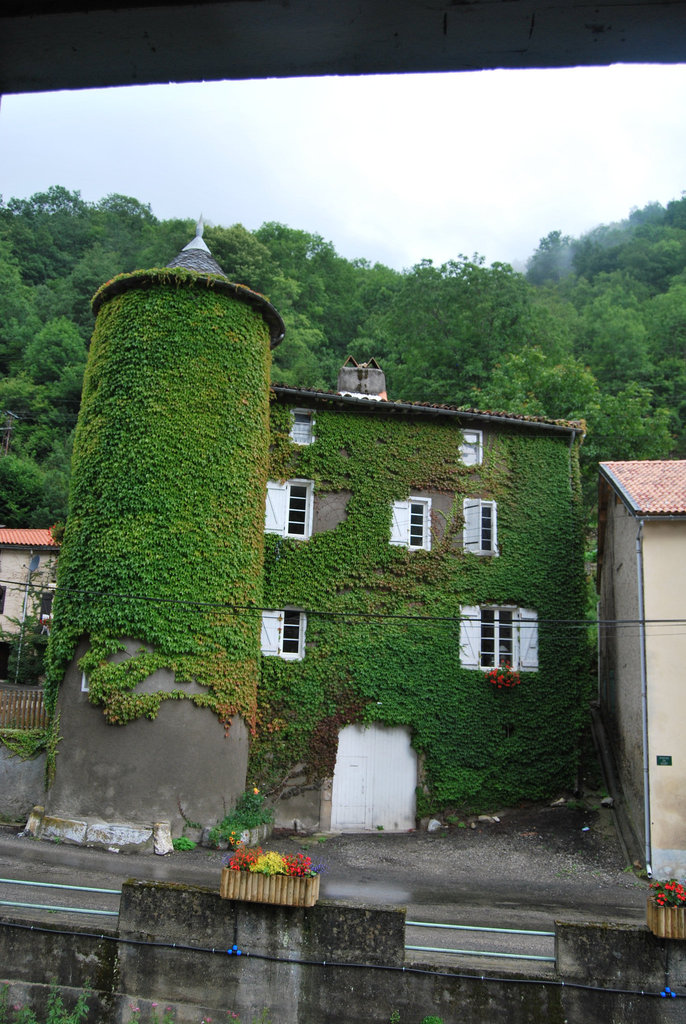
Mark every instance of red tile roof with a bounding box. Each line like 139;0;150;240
600;461;686;515
0;528;59;549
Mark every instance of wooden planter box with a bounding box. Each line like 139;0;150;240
220;867;320;907
647;899;686;939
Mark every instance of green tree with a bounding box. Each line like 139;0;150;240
359;256;541;404
526;230;575;285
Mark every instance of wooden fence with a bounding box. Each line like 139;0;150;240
0;686;48;729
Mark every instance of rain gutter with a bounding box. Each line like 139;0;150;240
271;386;582;439
635;518;652;877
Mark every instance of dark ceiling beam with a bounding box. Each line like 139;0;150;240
2;0;686;96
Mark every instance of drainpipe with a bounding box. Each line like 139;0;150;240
636;519;652;876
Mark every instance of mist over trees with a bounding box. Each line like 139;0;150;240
0;185;682;526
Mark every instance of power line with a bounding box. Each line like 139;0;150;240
0;578;684;630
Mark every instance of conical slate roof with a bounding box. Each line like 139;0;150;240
167;217;227;275
92;216;286;347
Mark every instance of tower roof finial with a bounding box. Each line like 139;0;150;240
182;214;210;254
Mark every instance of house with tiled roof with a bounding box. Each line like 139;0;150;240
38;228;589;849
0;528;59;680
597;460;686;878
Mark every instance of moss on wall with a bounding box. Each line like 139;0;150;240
254;401;588;810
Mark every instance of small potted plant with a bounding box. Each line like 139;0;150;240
220;846;323;907
485;662;522;689
647;879;686;939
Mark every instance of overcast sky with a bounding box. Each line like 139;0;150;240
1;63;685;272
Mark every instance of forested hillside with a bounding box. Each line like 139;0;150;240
0;185;682;527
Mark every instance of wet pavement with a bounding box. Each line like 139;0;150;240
0;797;648;937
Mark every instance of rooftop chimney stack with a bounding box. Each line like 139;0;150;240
337;356;387;401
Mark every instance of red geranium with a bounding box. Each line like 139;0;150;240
485;662;522;689
649;879;686;907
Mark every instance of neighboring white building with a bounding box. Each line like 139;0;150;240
0;528;59;681
597;460;686;878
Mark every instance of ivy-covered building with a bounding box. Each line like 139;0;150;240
40;230;587;847
258;363;587;831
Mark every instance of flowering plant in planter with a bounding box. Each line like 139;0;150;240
485;662;522;689
220;845;323;906
649;879;686;907
647;879;686;939
224;845;323;877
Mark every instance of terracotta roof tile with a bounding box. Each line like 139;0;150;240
600;460;686;514
0;528;59;548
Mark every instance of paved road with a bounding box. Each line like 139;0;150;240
0;801;648;967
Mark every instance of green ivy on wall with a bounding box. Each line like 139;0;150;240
45;269;273;728
252;401;588;810
44;260;587;813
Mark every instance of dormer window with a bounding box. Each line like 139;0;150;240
290;409;315;445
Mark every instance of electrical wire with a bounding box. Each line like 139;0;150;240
1;577;685;631
0;917;679;1000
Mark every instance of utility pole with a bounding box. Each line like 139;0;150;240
15;553;40;685
1;412;18;456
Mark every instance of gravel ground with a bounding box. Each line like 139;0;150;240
252;797;648;927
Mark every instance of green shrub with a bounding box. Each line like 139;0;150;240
208;789;274;847
171;836;196;851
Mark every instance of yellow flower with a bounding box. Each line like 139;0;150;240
250;851;286;875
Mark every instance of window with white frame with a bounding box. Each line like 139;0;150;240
265;479;314;539
460;429;483;466
290;408;315;445
261;609;306;660
390;497;431;550
459;606;538;670
463;499;498;555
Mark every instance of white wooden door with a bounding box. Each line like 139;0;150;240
331;724;416;831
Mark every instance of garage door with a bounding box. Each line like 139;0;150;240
330;724;416;831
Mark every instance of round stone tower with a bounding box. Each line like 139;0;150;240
39;223;284;850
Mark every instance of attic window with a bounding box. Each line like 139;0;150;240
460;430;483;466
290;409;315;445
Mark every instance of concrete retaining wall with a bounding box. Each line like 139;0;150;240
1;881;684;1023
0;743;45;819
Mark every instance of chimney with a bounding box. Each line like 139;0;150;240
337;356;387;401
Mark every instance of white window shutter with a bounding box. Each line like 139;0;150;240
390;500;410;545
265;481;288;534
460;606;481;668
518;608;539;670
463;499;481;551
260;610;282;656
490;501;498;554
